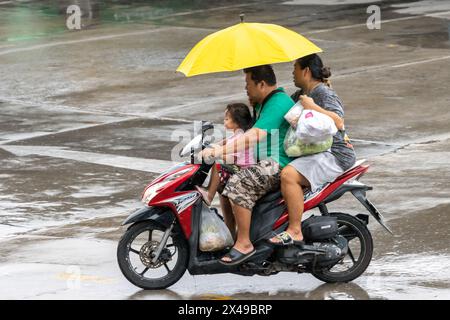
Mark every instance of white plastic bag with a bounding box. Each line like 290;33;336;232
284;127;333;157
199;205;234;252
295;110;337;144
284;102;304;128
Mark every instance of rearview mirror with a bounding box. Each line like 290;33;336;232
202;121;214;133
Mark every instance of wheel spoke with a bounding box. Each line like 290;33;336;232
130;248;140;255
166;243;175;248
148;230;153;241
314;216;370;281
164;263;171;273
339;225;357;239
140;267;149;276
347;247;357;264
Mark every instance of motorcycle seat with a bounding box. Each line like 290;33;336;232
256;190;282;204
341;159;366;175
255;160;367;205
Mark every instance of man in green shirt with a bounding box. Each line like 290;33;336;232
201;65;294;265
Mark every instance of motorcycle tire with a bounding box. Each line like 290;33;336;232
117;220;189;290
312;212;373;283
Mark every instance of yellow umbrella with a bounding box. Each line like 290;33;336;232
177;16;322;77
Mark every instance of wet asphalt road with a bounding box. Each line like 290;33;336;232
0;0;449;299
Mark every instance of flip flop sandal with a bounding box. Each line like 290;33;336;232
268;231;304;247
218;247;256;266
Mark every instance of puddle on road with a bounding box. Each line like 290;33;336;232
0;155;149;238
392;1;450;16
361;253;450;299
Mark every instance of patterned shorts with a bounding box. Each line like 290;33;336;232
217;164;240;195
222;159;281;210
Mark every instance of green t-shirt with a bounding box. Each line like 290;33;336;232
253;87;295;168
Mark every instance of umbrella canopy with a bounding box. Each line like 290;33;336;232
177;20;322;77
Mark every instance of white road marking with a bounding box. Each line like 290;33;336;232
0;27;177;56
0;145;176;173
351;138;403;146
0;117;138;146
388;55;450;68
0;1;266;56
0;24;215;56
151;93;246;117
304;16;422;35
304;10;450;35
426;11;450;18
144;2;264;20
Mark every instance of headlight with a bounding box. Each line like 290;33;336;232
141;167;194;204
142;181;170;203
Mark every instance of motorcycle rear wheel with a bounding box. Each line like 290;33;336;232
312;213;373;283
117;220;189;290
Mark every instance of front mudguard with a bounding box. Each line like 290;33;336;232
122;206;175;229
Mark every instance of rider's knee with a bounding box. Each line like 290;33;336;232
281;166;300;184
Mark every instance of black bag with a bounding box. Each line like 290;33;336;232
302;216;338;241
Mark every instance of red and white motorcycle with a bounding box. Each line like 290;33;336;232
117;122;391;289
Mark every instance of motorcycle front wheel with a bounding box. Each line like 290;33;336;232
312;213;373;283
117;220;189;290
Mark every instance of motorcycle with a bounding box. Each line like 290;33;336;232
117;122;392;289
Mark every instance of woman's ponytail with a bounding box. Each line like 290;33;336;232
321;66;332;88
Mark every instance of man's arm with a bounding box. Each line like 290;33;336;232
219;127;266;156
202;127;267;161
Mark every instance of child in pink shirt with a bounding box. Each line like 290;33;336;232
196;103;255;206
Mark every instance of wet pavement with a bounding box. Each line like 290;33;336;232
0;0;449;299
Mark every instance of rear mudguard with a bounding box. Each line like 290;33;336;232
352;189;393;234
122;206;175;229
325;181;393;234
